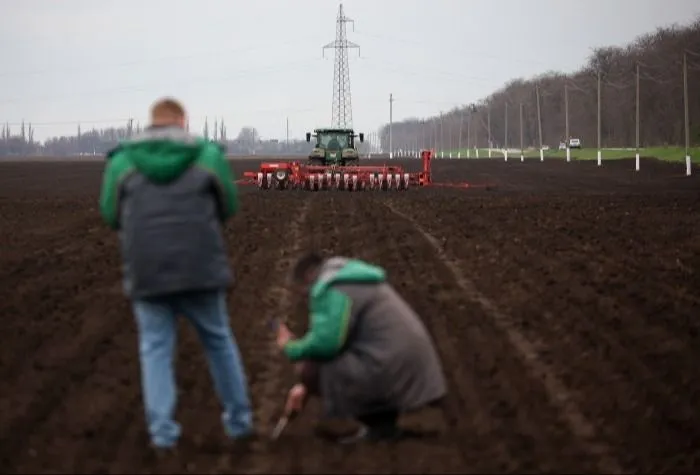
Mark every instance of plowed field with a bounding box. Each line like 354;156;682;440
1;156;699;474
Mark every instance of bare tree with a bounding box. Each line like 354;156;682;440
379;17;700;151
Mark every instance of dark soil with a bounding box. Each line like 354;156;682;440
0;156;699;473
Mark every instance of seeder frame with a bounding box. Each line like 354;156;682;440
236;150;492;191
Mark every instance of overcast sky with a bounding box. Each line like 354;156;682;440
1;0;698;142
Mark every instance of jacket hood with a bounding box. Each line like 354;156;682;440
119;126;203;184
311;257;386;298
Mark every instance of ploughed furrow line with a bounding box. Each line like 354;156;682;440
402;192;700;473
384;194;622;474
229;194;311;475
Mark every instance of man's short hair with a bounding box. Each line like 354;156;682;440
291;251;324;284
151;97;185;122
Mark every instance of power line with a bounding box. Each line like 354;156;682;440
0;95;470;130
0;59;494;109
4;49;698;129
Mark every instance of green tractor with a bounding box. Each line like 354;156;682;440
305;128;364;166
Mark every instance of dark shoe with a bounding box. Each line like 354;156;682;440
231;429;256;441
336;424;405;444
227;430;258;455
150;444;177;459
366;424;404;442
336;425;369;444
233;430;257;447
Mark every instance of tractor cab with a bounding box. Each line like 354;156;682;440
306;128;364;165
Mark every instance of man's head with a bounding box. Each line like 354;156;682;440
150;97;186;128
290;251;324;291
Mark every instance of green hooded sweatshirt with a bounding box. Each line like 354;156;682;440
99;128;238;229
283;258;386;361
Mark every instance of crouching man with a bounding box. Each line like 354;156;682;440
275;252;447;443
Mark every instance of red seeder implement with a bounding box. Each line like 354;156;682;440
236;150;494;191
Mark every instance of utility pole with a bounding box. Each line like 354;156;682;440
536;84;543;161
439;112;444;158
425;120;429;153
504;102;509;161
419;120;423;151
448;115;453;158
564;83;570;162
458;110;464;158
467;109;471;158
487;106;492;158
519;103;524;162
597;70;602;166
683;51;691;175
635;63;640;171
389;93;393;159
286;117;289;151
433;118;437;156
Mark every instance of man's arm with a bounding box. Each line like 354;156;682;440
197;142;239;221
99;150;133;230
283;288;352;362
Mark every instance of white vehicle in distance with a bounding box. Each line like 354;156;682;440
568;138;581;149
558;142;567;150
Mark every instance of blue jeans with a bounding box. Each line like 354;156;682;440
132;290;253;448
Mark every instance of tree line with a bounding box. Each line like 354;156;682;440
0;118;318;157
379;17;700;152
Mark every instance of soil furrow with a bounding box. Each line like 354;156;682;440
402;192;700;472
233;195;311;475
383;197;620;473
2;157;699;473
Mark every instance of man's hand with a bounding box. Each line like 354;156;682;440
276;322;294;350
284;383;307;415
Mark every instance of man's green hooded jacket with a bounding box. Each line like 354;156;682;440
283;258;386;360
99;125;238;299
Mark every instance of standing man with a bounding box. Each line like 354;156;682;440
99;98;253;450
275;252;447;443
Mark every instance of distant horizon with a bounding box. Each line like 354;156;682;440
2;0;699;142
